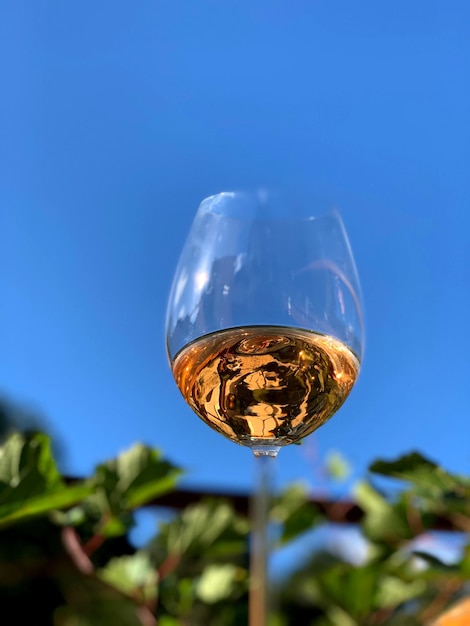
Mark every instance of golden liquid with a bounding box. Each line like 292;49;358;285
172;326;360;448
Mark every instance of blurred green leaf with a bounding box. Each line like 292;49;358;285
51;506;87;527
325;605;358;626
0;432;61;498
114;443;182;508
86;442;182;537
411;550;454;570
370;451;438;477
370;453;470;531
354;481;413;544
321;564;378;619
326;450;351;481
159;499;248;558
4;421;470;626
54;573;145;626
98;552;158;602
157;618;179;626
0;483;93;529
196;563;241;603
95;443;182;509
376;575;426;608
0;433;92;528
272;483;323;544
370;452;470;497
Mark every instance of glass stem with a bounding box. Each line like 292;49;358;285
250;447;278;626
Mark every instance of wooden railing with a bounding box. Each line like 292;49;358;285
145;486;460;531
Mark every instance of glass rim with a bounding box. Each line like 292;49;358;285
198;188;343;222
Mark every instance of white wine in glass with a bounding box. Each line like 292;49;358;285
166;190;364;624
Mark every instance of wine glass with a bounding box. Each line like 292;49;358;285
165;190;364;624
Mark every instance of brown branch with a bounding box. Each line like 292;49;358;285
63;477;468;531
82;532;106;556
157;553;181;580
134;487;465;532
141;486;364;523
447;511;470;533
366;607;397;625
405;494;426;537
419;577;463;624
137;606;157;626
61;526;94;575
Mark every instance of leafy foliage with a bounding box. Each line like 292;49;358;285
1;432;470;625
0;432;92;528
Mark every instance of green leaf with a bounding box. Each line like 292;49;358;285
162;499;248;557
54;572;145;626
98;552;158;601
375;575;426;608
51;506;87;527
315;564;378;619
458;543;470;577
370;451;438;477
354;481;413;544
326;450;351;481
325;604;358;626
0;432;61;500
87;442;182;536
370;453;470;525
196;563;241;603
411;550;454;570
272;483;323;544
0;483;93;529
94;443;181;508
0;432;92;528
370;452;470;497
100;513;134;537
114;443;182;508
157;618;179;626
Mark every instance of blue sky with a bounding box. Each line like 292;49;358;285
1;1;469;501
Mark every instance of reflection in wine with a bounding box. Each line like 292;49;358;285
172;325;359;451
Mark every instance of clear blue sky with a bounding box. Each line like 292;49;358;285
1;1;469;500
